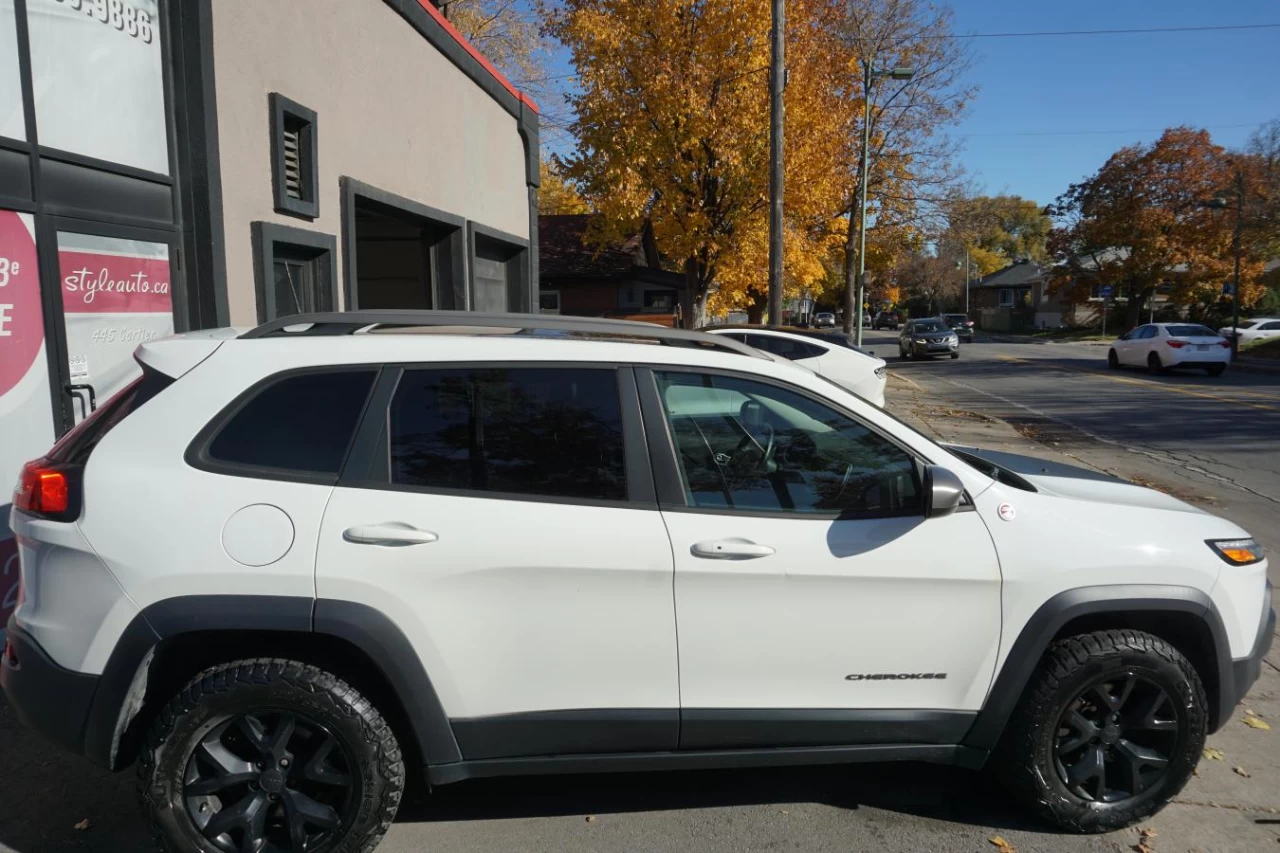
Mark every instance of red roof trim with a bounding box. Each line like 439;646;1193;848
413;0;540;114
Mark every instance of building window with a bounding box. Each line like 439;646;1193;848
998;288;1014;307
643;289;675;311
539;290;560;314
270;93;318;219
252;222;337;322
468;223;529;312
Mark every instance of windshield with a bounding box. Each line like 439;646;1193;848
943;315;967;323
1166;325;1219;338
912;321;946;333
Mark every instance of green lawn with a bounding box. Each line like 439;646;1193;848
1240;337;1280;360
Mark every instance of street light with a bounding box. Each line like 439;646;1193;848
854;64;915;347
1201;169;1245;361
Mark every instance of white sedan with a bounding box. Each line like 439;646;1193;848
706;326;887;407
1107;323;1231;376
1220;317;1280;345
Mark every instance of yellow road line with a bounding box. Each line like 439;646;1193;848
995;355;1280;413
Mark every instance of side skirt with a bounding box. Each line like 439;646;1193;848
427;743;989;786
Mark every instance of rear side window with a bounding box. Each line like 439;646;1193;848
388;366;626;501
49;365;174;465
204;370;376;476
746;334;825;361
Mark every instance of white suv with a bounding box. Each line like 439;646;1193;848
3;311;1273;852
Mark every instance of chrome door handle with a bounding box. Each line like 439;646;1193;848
343;523;438;546
690;538;775;560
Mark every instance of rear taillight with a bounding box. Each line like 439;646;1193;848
1166;340;1186;348
1219;340;1231;348
13;459;78;521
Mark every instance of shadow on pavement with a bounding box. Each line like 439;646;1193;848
0;693;1051;852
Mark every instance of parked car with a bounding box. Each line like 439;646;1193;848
4;311;1271;851
1108;323;1230;376
873;310;901;330
707;325;887;407
1219;317;1280;345
942;313;975;342
813;311;836;328
899;318;960;359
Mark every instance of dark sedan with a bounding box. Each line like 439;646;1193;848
943;313;975;341
899;318;960;360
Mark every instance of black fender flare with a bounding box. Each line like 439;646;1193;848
84;595;460;770
962;584;1233;752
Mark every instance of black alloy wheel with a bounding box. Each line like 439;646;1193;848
184;711;354;852
1053;673;1179;803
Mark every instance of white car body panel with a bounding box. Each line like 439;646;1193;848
705;327;887;407
316;489;678;718
1221;318;1280;345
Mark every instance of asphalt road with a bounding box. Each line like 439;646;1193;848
862;328;1280;584
1;330;1278;853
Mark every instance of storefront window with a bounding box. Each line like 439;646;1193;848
0;2;25;140
57;231;172;421
26;0;168;174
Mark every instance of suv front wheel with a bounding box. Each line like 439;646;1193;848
138;659;404;853
996;629;1206;832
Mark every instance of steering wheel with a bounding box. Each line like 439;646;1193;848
732;421;776;472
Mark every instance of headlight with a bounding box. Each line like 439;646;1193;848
1207;538;1264;566
912;338;924;344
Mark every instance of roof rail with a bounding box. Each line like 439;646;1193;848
238;310;767;359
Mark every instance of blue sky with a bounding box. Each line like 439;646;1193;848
947;0;1279;206
532;1;1279;207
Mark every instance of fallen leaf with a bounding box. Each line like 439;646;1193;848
989;836;1016;853
73;819;91;831
1203;747;1225;760
1192;767;1199;776
1234;766;1252;778
1139;828;1158;839
780;809;789;815
1134;845;1154;853
584;815;596;823
1243;716;1272;731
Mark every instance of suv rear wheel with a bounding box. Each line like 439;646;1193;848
996;630;1206;833
138;659;404;853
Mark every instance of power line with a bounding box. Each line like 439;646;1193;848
945;23;1280;39
954;122;1265;139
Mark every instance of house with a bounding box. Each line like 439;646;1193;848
539;214;686;326
0;0;538;636
968;259;1064;331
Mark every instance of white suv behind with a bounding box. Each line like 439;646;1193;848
3;311;1273;853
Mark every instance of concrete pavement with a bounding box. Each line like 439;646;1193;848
1;333;1277;852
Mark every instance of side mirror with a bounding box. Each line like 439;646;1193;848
924;465;965;518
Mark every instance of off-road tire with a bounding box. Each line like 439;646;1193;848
138;659;405;853
995;630;1206;833
1107;349;1119;370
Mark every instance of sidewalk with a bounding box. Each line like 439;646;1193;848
885;373;1280;848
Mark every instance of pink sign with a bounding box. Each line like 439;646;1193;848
60;251;172;314
0;211;43;399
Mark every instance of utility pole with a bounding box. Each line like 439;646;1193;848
1230;168;1244;361
964;246;971;315
854;60;872;347
766;0;785;327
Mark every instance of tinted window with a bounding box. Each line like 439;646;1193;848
746;334;825;361
656;371;921;515
912;321;946;333
1165;325;1219;338
389;367;626;501
207;370;376;474
1263;322;1280;331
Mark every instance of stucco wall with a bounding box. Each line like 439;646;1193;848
211;0;529;325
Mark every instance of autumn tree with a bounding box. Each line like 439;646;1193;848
834;0;973;333
539;159;589;214
544;0;850;327
1048;127;1267;328
943;194;1051;277
892;248;962;315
